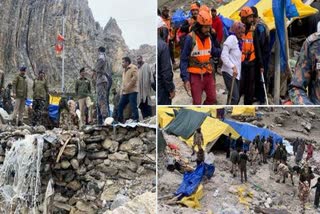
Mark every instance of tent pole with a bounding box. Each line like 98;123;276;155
274;32;281;105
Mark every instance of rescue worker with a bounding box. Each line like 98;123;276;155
306;142;314;161
75;67;92;126
118;57;139;123
289;32;320;104
312;177;320;209
32;70;49;126
160;6;175;65
276;160;294;185
181;2;200;34
12;66;28;126
251;6;270;105
157;16;175;105
239;7;260;105
293;137;300;156
263;137;270;163
239;150;249;183
225;133;232;159
180;9;220;105
299;181;310;213
2;83;13;114
137;55;153;119
192;128;204;154
94;46;113;125
257;135;264;165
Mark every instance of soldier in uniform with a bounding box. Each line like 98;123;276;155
32;70;48;126
230;148;240;177
289;32;320;104
2;83;13;114
276;160;294;185
299;181;310;213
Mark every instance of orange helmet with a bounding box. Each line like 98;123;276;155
197;10;212;25
239;6;253;18
199;5;210;14
190;3;200;11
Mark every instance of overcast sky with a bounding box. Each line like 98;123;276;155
88;0;156;49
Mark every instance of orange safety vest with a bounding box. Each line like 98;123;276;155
188;32;213;74
241;31;256;62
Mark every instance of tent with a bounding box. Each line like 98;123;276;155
158;107;178;128
224;118;283;153
163;109;240;148
231;106;256;116
48;94;61;121
185;106;224;118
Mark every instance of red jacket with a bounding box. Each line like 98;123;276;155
212;16;223;44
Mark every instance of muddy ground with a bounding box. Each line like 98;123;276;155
158;107;320;214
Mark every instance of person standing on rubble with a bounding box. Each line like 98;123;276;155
180;9;221;105
293;137;300;156
306;142;314;161
12;66;28;126
75;67;92;126
221;21;245;105
312;177;320;210
239;149;249;183
192;128;204;154
118;57;139;123
263;137;270;163
137;55;153;119
289;32;320;105
230;148;240;177
239;7;261;105
94;46;113;125
2;83;13;114
225;133;232;159
257;135;264;165
296;140;306;164
32;70;49;126
299;180;310;214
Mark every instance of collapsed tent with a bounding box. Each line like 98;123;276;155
162;109;239;148
158;107;177;128
48;95;61;122
185;106;224;118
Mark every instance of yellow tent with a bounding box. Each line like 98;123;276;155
231;106;256;116
183;116;240;148
185;106;224;118
158;107;178;128
221;0;318;30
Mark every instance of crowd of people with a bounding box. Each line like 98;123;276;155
191;129;319;213
157;1;320;105
0;47;155;128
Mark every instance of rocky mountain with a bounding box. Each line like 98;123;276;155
0;0;155;92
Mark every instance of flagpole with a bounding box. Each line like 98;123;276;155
62;16;65;94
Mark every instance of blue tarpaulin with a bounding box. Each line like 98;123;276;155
171;9;189;28
224;119;283;153
273;0;299;72
175;163;214;197
24;99;60;121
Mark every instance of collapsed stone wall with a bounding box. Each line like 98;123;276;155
0;125;156;213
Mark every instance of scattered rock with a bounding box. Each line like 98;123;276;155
75;201;95;214
110;194;130;210
70;159;80;170
67;180;82;191
101;186;120;201
61;160;71;169
102;139;119;152
108;152;129;161
301;121;312;132
274;116;284;125
87;151;108;159
120;138;144;155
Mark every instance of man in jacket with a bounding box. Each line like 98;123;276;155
75;67;92;126
158;17;175;105
180;10;221;105
12;66;28;126
137;55;153;119
118;57;139;123
32;70;48;126
94;46;113;125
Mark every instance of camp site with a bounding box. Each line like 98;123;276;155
158;106;320;214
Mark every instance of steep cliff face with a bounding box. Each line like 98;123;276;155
0;0;155;93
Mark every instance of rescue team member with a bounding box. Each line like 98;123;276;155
180;10;221;105
161;6;175;65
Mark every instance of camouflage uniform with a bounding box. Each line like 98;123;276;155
192;131;204;152
299;181;310;213
2;85;13;114
94;53;113;124
59;109;78;130
289;32;320;105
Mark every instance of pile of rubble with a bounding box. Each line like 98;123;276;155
0;123;156;213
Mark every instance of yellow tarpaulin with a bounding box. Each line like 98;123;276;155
179;184;204;209
185;106;223;118
183;117;240;148
49;94;61;105
222;0;318;30
158;107;178;128
231;106;256;116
